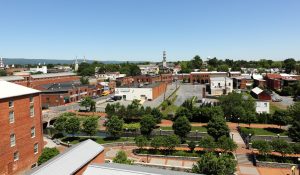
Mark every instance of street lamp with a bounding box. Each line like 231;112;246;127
67;141;70;147
277;134;280;139
231;133;234;140
160;128;162;136
196;130;198;141
238;118;240;127
125;128;128;141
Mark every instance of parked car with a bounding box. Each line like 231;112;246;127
112;96;122;101
106;98;114;102
102;91;110;96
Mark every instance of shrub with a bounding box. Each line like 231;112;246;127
38;147;60;165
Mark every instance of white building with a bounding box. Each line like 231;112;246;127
96;72;126;80
256;101;270;114
115;82;165;101
138;64;159;75
30;65;47;74
210;77;233;96
0;57;4;69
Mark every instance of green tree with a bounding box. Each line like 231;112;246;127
207;116;229;141
172;116;191;142
192;152;237;175
80;97;94;111
252;140;272;156
151;136;164;150
219;92;256;122
38;147;60;165
188;141;197;152
106;115;124;139
80;76;89;85
140;115;156;137
53;115;67;133
198;135;216;151
271;139;293;157
283;58;296;73
175;107;192;121
0;69;7;76
217;64;229;72
272;110;291;128
288;103;300;142
135;136;148;150
64;116;80;137
162;135;180;153
82;117;98;137
113;150;133;164
217;136;237;152
151;108;163;123
191;55;203;69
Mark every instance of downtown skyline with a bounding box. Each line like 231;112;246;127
1;0;300;61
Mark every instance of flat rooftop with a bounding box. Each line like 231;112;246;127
83;163;199;175
117;82;162;88
31;72;76;79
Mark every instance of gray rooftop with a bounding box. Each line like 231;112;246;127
31;72;76;79
118;82;162;88
27;139;104;175
0;75;24;81
83;163;200;175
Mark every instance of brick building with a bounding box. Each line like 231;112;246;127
0;81;43;175
190;72;227;84
133;74;173;84
265;74;282;90
0;72;80;89
232;76;247;89
39;82;102;108
251;87;272;101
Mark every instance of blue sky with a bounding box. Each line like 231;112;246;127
0;0;299;61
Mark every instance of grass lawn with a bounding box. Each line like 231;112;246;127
270;102;287;114
158;126;207;132
61;136;135;145
161;104;178;117
241;127;287;136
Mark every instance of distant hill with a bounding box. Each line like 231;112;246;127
2;58;144;65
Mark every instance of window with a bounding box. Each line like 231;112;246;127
30;96;34;103
9;100;14;108
13;152;19;161
34;143;38;154
264;103;268;107
9;111;14;123
10;134;16;147
31;127;35;138
30;106;34;117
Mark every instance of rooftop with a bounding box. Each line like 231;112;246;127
31;72;76;79
83;163;199;175
0;75;24;81
0;80;40;99
118;82;162;88
251;87;263;95
210;77;232;81
191;71;227;74
28;139;104;175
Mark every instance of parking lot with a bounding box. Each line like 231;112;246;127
271;92;294;107
96;82;179;111
174;84;204;106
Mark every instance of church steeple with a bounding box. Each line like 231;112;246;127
162;51;167;68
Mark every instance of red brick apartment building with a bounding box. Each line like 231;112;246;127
190;72;227;84
133;74;173;84
0;72;80;89
0;81;43;175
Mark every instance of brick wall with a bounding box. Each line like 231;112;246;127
152;82;167;100
0;94;43;175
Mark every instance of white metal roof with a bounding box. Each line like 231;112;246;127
31;72;76;79
0;75;24;81
251;87;263;95
191;71;227;74
0;80;40;99
83;163;199;175
210;77;232;81
29;139;104;175
252;74;263;80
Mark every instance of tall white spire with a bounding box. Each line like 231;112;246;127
0;57;5;69
162;51;167;68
